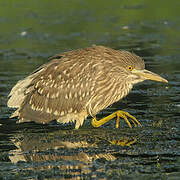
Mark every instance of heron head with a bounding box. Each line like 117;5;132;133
118;51;168;84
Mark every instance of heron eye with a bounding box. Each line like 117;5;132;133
127;66;133;71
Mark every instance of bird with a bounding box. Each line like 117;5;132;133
7;45;168;129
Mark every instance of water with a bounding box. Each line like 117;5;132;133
0;0;179;179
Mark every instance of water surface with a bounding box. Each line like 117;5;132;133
0;0;179;179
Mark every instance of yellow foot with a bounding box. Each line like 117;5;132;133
91;110;141;128
110;138;137;146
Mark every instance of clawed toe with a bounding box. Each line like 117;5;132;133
91;110;141;128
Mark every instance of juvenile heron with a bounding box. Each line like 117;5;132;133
8;45;168;129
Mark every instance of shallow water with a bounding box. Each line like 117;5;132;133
0;0;180;179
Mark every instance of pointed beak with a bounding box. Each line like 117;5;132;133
132;69;168;83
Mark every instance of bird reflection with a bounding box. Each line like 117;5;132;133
9;129;137;179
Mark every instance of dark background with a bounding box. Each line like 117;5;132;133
0;0;179;179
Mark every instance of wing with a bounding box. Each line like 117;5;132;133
8;54;96;124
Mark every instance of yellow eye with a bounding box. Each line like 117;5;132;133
127;66;133;71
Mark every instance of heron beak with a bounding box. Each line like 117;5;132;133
132;69;168;83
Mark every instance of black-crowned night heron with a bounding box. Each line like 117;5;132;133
8;45;168;129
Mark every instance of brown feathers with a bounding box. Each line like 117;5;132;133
8;45;145;128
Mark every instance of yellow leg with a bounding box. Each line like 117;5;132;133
91;110;142;128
